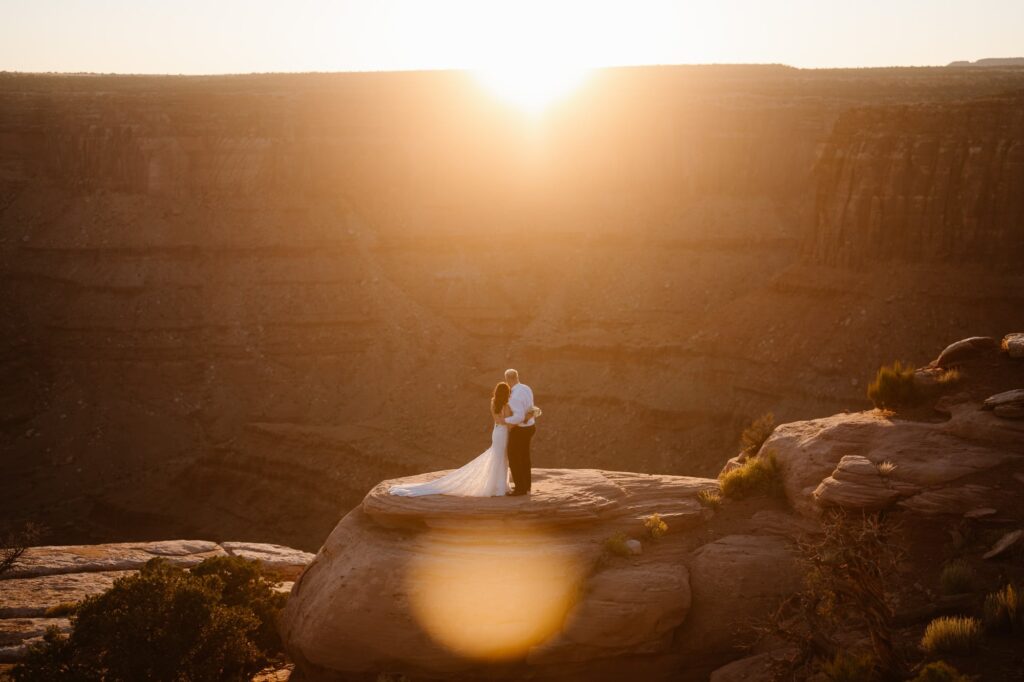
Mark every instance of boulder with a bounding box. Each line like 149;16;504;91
983;389;1024;420
931;336;998;368
898;485;995;515
678;535;801;657
1002;333;1024;358
766;404;1024;517
280;469;779;681
983;529;1023;560
813;455;905;511
746;510;820;538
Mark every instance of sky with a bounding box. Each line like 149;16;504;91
1;0;1022;74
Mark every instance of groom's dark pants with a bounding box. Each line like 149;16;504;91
508;424;536;493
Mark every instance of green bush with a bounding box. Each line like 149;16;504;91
867;361;920;409
939;559;975;595
12;556;287;682
719;450;784;500
821;651;877;681
983;583;1022;634
740;412;775;455
920;616;983;655
909;661;974;682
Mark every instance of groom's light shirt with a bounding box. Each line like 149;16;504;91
505;383;535;427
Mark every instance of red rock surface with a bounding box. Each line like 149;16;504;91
2;67;1023;550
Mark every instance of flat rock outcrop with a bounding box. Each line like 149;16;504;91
762;337;1024;517
280;469;804;681
0;540;312;662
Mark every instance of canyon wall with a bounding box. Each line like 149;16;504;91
808;93;1024;266
2;66;1023;550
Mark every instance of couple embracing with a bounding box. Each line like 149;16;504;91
389;369;540;498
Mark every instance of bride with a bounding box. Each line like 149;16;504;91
388;382;515;497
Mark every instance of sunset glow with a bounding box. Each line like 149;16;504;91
473;63;591;115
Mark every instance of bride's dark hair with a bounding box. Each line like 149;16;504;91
491;382;511;415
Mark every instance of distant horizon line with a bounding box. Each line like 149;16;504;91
4;58;1024;78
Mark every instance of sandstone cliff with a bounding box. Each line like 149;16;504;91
280;469;806;681
3;67;1024;551
281;334;1024;681
807;94;1024;267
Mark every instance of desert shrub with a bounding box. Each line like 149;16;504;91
939;560;975;595
982;583;1022;634
697;489;722;509
920;616;983;655
719;450;784;500
43;601;78;617
644;513;668;539
910;661;974;682
604;532;632;557
867;361;920;409
937;368;961;386
190;555;288;654
740;412;775;455
821;651;877;682
12;556;286;682
756;510;907;679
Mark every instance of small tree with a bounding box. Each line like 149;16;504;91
756;509;908;679
1;522;44;577
12;556;287;682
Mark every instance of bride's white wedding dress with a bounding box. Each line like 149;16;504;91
389;424;512;497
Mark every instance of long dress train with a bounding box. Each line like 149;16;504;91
388;424;512;497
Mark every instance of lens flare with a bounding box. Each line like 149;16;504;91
406;526;583;661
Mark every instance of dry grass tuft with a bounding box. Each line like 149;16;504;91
719;450;784;500
740;412;775;455
876;460;897;476
644;513;668;539
603;532;632;557
920;616;983;655
697;489;722;509
939;560;975;595
867;361;921;409
983;583;1022;634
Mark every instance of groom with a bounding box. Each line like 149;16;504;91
503;368;536;496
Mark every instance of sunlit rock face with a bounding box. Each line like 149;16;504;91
761;338;1024;517
280;469;806;681
806;94;1024;268
4;69;1024;552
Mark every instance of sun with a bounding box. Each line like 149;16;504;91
472;62;591;116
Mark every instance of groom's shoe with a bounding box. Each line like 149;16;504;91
510;489;529;496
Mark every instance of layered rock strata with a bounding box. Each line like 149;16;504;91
0;540;313;662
